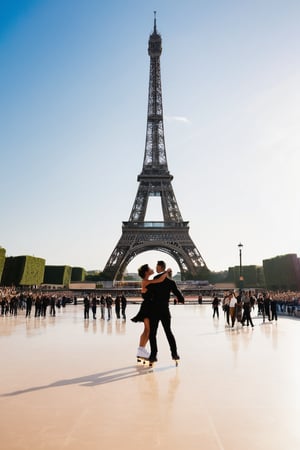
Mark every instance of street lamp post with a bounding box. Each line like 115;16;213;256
238;243;244;289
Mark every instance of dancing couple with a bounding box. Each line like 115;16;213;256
131;260;184;364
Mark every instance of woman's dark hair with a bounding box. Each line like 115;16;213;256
138;264;149;279
157;260;166;270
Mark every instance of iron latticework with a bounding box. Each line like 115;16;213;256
102;14;208;281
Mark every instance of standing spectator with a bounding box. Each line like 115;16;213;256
271;298;278;321
41;296;48;317
121;293;127;320
19;292;25;310
49;296;56;317
257;294;264;316
264;293;271;321
35;295;41;317
26;294;33;318
229;292;237;328
56;297;61;309
1;297;6;315
250;292;256;311
212;296;219;319
84;296;90;319
9;297;14;315
91;296;97;319
5;299;9;315
12;296;18;316
115;295;121;319
222;294;230;326
100;295;105;320
236;296;243;324
241;291;254;328
106;295;113;321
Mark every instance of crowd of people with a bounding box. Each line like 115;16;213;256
83;294;127;320
211;289;300;327
1;286;300;323
0;288;75;318
0;287;129;321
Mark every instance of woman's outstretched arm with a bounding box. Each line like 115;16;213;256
142;269;171;291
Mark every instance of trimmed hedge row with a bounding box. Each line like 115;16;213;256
71;267;86;282
1;255;45;286
0;255;85;287
43;265;72;286
0;247;6;282
227;265;265;288
263;254;300;291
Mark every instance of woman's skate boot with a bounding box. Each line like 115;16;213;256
136;346;150;364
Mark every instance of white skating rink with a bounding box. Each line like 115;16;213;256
0;303;299;450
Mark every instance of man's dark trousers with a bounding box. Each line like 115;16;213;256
149;312;178;358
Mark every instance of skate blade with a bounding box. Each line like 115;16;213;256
137;357;149;365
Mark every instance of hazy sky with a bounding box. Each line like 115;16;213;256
1;0;300;275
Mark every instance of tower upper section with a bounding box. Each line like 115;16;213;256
148;13;162;57
140;12;170;179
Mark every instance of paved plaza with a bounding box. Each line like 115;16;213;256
0;302;299;449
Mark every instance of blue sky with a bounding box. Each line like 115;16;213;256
1;0;300;275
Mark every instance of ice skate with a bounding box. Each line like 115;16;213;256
136;346;150;364
172;353;180;366
148;356;157;367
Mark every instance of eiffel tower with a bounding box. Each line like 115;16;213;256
102;14;208;281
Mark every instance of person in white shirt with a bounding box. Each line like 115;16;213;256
229;292;237;328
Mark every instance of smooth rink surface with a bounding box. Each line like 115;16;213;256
0;302;299;450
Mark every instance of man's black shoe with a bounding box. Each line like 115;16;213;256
149;356;158;363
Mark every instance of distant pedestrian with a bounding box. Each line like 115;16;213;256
106;295;113;320
257;294;264;316
264;293;271;321
222;294;230;326
271;298;278;321
35;296;41;317
1;297;6;315
229;292;237;328
50;296;56;316
236;297;243;323
11;296;18;316
41;296;48;317
212;296;219;319
84;296;90;319
121;293;127;319
115;295;121;319
91;296;97;319
26;295;33;317
241;292;254;328
100;295;105;320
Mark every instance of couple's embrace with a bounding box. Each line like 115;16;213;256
131;260;184;364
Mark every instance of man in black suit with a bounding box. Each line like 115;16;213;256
148;260;184;363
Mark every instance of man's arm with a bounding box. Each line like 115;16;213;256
169;280;185;303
